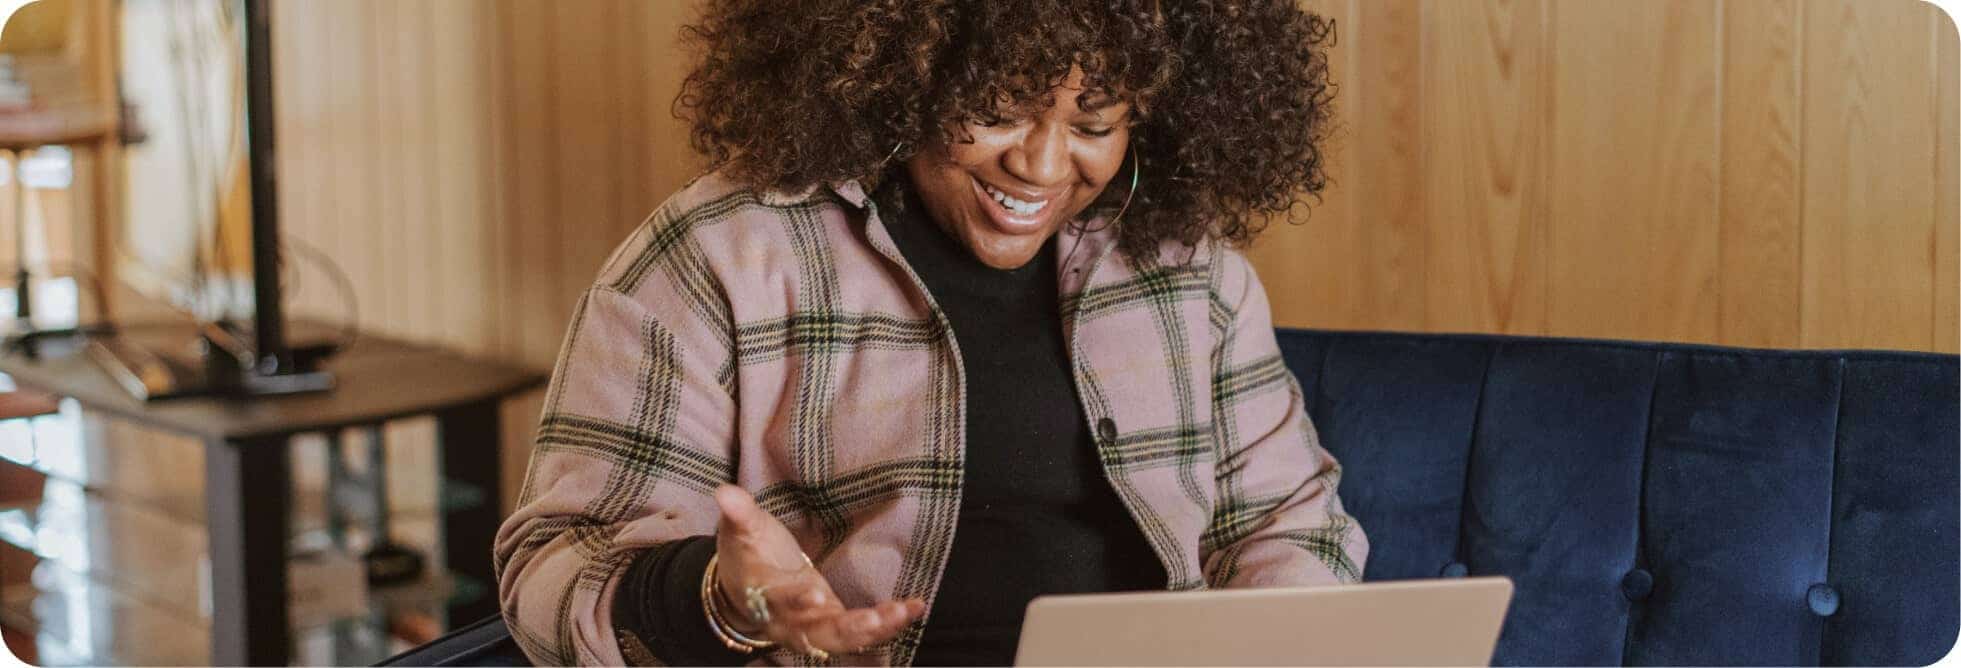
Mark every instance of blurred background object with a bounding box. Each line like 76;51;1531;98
0;1;540;665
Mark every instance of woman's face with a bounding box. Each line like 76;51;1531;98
904;69;1132;270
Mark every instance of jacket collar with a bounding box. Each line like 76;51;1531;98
752;180;873;209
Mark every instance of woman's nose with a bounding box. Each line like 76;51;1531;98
1003;123;1071;188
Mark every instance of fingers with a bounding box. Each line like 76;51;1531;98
714;559;841;636
783;598;927;655
742;574;923;654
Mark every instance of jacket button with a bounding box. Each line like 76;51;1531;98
1439;562;1468;578
1807;583;1840;617
1096;418;1119;443
1621;569;1654;601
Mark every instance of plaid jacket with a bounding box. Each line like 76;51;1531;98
494;171;1368;666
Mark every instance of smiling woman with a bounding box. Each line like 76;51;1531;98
902;67;1133;269
493;1;1364;666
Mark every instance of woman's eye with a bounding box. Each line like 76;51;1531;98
1078;126;1116;138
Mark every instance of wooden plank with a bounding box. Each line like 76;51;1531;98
487;1;516;360
614;0;653;245
274;0;331;326
1355;0;1426;330
1936;3;1958;354
395;0;441;345
1548;0;1721;344
501;0;562;369
324;0;373;341
645;1;704;211
368;0;409;339
268;0;307;318
1421;0;1551;336
333;0;373;336
1245;0;1360;330
1719;0;1803;349
317;0;358;330
550;0;617;323
479;1;529;480
1800;0;1936;351
429;0;495;356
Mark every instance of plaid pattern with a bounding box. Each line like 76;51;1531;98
494;172;1368;667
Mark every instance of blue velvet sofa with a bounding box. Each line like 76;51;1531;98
383;329;1959;666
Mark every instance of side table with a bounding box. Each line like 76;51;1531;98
0;324;544;665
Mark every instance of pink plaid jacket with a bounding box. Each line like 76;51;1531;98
494;171;1368;666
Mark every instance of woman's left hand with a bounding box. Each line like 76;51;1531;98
713;485;928;656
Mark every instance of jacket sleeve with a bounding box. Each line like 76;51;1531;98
494;254;740;666
1200;248;1369;588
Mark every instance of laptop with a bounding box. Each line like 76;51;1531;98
1015;577;1513;666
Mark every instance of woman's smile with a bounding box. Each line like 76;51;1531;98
971;177;1063;234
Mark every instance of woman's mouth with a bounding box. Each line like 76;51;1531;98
972;179;1054;233
984;183;1048;215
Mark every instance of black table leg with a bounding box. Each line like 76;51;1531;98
436;398;502;624
206;435;291;666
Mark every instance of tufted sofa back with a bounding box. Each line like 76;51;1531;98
387;330;1959;667
1280;329;1959;666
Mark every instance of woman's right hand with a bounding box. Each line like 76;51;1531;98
712;485;927;656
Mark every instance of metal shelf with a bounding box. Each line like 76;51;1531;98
0;403;487;530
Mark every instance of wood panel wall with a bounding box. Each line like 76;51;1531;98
271;0;702;367
269;0;703;503
1255;0;1958;352
259;0;1958;501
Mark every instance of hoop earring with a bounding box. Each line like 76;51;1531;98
1062;142;1141;270
1080;142;1141;235
1107;144;1141;228
878;142;907;170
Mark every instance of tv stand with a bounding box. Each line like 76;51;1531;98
0;321;546;665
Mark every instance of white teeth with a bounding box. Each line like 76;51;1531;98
983;183;1049;216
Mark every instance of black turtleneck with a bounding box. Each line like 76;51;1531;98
877;180;1166;667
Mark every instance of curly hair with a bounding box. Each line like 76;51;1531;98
675;0;1338;259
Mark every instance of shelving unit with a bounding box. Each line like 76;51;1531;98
0;324;544;665
0;397;500;665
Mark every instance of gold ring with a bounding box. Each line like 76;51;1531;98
744;585;772;625
799;632;830;662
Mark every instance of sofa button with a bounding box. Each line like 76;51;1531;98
1621;569;1654;601
1439;562;1468;578
1807;583;1840;617
1097;418;1119;443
